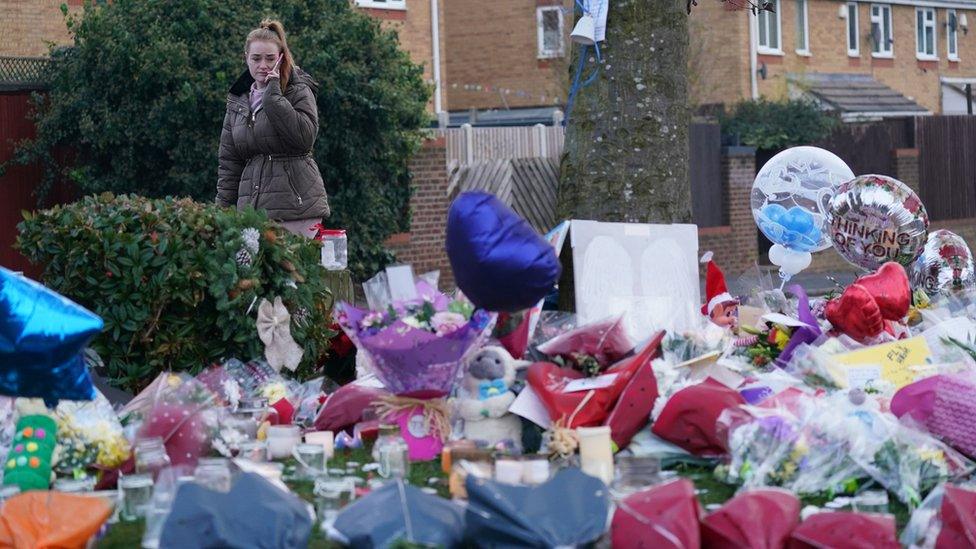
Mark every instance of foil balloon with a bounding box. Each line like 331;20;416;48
827;174;929;271
910;229;976;297
751;146;855;284
446;192;561;312
0;267;101;405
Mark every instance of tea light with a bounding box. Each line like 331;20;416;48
522;459;550;485
304;431;335;459
266;425;301;460
577;426;614;485
494;459;523;485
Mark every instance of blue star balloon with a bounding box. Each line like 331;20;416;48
446;192;561;312
0;267;101;405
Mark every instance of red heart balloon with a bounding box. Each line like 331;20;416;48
854;262;911;321
825;283;884;341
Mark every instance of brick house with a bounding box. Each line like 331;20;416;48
692;0;976;116
0;0;449;115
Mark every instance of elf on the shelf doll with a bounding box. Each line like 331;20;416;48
701;252;739;329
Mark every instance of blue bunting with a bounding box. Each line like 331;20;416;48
0;267;101;406
446;192;562;312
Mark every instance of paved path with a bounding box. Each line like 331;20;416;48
705;265;860;298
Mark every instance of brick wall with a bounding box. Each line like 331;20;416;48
357;0;448;112
442;0;572;111
750;0;976;114
699;147;759;275
0;1;80;57
386;137;454;287
689;1;752;108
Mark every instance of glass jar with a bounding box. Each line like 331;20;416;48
53;477;96;493
611;456;661;497
134;437;172;478
313;477;353;529
194;457;232;492
118;473;154;521
318;229;347;271
237;398;278;429
372;424;410;479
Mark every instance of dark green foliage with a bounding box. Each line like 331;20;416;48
720;99;840;151
7;0;431;280
17;194;335;391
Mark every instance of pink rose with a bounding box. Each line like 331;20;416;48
431;311;466;336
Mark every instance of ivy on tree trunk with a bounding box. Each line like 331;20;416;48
558;0;691;224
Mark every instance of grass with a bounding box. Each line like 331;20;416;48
97;449;912;547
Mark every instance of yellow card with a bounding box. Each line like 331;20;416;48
737;306;764;331
833;336;931;389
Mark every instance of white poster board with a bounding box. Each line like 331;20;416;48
570;220;700;341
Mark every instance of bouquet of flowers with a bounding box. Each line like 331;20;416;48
336;280;495;397
54;393;130;477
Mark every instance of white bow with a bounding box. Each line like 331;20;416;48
256;297;304;372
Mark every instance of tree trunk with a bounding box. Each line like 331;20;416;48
558;0;691;224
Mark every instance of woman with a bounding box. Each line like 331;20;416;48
216;19;329;237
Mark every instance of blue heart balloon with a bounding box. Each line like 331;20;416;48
446;192;561;312
0;267;101;405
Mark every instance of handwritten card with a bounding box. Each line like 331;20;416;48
509;385;552;429
834;336;932;389
563;373;619;393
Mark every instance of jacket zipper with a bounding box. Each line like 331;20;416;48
282;162;303;206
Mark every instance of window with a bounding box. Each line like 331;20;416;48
847;3;860;56
948;9;960;60
354;0;406;9
917;8;937;59
870;5;893;57
796;0;810;54
757;0;782;53
537;7;564;59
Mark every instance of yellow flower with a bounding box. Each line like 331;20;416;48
774;329;791;350
166;374;182;388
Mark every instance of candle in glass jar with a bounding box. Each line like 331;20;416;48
266;425;301;460
304;431;335;459
494;459;523;485
521;459;550;485
577;426;614;485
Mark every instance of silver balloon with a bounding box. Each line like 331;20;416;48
827;174;929;271
910;229;976;297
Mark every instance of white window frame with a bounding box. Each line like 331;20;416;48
354;0;406;10
796;0;810;55
917;7;938;60
757;0;783;54
870;4;894;58
948;9;960;60
537;7;565;59
847;3;860;57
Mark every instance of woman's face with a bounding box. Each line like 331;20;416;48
246;40;280;85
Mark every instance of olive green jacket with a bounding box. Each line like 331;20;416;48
216;67;330;221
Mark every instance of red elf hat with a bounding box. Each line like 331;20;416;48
701;252;737;316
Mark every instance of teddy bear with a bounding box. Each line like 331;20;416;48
456;346;523;452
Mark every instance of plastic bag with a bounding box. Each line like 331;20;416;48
464;468;610;547
130;374;221;469
901;483;944;549
0;491;112;548
332;479;464;548
700;488;800;549
611;479;700;549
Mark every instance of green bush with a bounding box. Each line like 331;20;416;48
720;99;839;151
17;194;335;392
7;0;430;280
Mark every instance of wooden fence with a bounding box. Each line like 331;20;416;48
814;117;915;177
440;122;726;227
917;116;976;221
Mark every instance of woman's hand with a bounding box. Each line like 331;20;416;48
267;53;283;81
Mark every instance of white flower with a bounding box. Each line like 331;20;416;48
401;316;424;329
